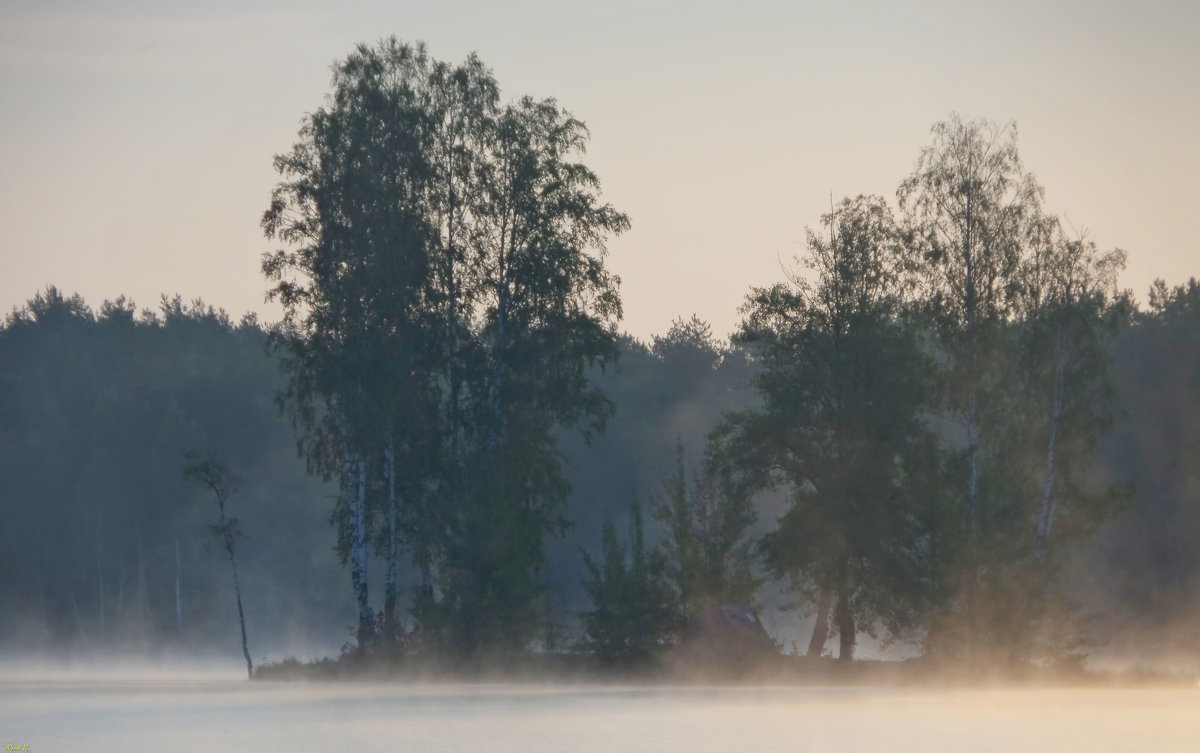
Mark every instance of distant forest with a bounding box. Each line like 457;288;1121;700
2;38;1198;671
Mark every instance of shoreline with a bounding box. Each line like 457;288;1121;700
251;652;1199;689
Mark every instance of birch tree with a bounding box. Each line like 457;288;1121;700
184;450;253;679
428;91;628;655
897;115;1047;654
898;115;1044;528
263;39;627;658
1018;229;1127;560
262;39;437;652
717;195;934;661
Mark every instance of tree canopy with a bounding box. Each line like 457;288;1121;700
261;38;628;657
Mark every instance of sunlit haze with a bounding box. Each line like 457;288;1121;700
2;0;1197;339
2;677;1197;752
5;6;1200;748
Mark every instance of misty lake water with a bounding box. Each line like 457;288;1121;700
2;671;1197;752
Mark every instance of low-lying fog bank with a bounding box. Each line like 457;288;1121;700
1;676;1195;753
247;649;1199;689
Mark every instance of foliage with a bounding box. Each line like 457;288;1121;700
183;450;245;556
261;38;628;657
0;288;345;653
718;195;937;660
898;115;1130;663
652;444;760;623
4;110;1194;671
1088;277;1200;649
183;449;254;678
580;501;677;662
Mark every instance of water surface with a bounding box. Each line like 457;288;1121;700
2;675;1195;752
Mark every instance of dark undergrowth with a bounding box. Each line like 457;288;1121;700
253;650;1197;688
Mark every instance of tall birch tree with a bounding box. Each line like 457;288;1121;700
263;39;627;658
1018;230;1127;559
262;40;437;653
897;115;1047;655
427;92;628;655
717;195;934;661
987;229;1132;661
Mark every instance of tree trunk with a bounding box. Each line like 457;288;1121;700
806;590;832;658
961;214;985;649
966;386;980;527
137;537;148;625
419;561;434;601
489;208;512;452
445;142;463;466
175;540;183;636
835;556;855;662
226;546;252;680
383;435;399;637
1036;337;1068;560
116;549;125;617
96;546;106;640
349;455;373;651
490;288;508;449
836;591;856;662
71;591;84;638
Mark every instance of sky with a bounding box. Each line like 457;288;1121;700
2;0;1197;341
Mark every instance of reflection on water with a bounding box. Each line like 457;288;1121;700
1;675;1196;752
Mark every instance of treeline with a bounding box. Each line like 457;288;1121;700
1;281;1198;665
0;291;351;655
0;291;752;659
3;38;1200;670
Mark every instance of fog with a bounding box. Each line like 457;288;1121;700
4;20;1200;749
2;667;1196;753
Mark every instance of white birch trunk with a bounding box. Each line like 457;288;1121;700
71;592;84;637
1036;337;1069;559
175;540;183;634
116;551;125;617
96;547;105;639
424;564;434;595
383;434;398;631
137;537;148;625
963;219;981;532
806;590;831;658
349;455;372;647
966;386;980;524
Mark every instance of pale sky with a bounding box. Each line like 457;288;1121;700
2;0;1197;341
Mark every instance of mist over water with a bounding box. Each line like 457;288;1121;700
3;22;1200;753
2;666;1196;753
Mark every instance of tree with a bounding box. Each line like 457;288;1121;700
580;501;676;662
263;39;449;653
262;38;628;658
1095;278;1200;646
184;450;253;679
0;286;362;655
717;195;934;661
971;228;1129;662
898;114;1046;528
897;115;1050;656
1017;229;1129;559
425;88;627;655
652;443;759;624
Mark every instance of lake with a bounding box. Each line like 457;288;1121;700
1;671;1196;752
